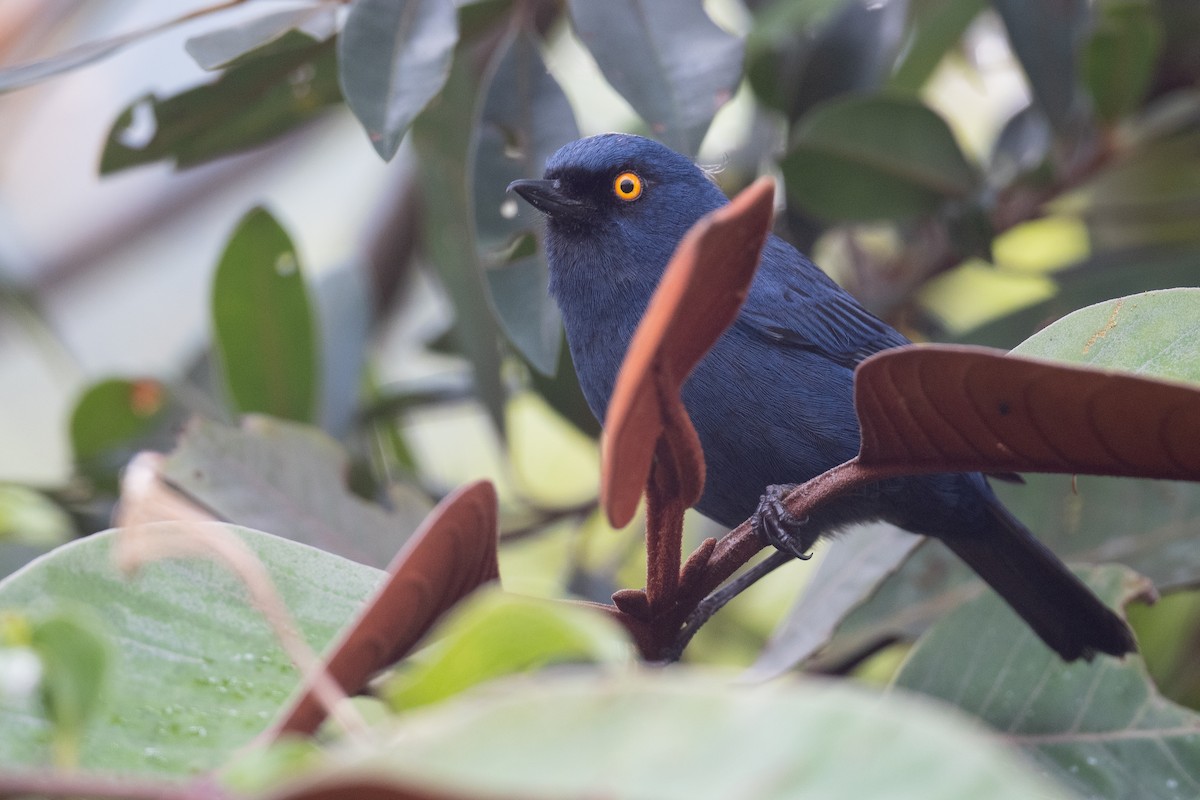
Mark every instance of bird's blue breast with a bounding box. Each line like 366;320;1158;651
682;317;862;527
549;230;863;528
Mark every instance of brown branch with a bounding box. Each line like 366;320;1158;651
601;458;908;661
498;497;598;542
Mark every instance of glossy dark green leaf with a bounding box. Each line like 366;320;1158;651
411;39;507;430
185;7;338;71
781;94;979;220
749;0;909;122
889;0;987;92
1082;0;1163;123
212;208;318;423
338;0;459;161
567;0;742;155
70;379;169;463
0;525;382;774
990;0;1090;133
69;378;174;491
162;417;430;569
894;565;1196;800
472;30;576;375
100;34;341;173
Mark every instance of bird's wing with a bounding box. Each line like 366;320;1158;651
737;238;910;370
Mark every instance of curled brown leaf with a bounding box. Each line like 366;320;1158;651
269;480;500;738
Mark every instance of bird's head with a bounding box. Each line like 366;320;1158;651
508;133;729;287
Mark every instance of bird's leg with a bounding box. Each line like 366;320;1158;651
752;483;818;559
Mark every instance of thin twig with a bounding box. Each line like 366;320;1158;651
500;498;598;542
666;550;794;661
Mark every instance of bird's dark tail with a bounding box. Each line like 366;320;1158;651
939;497;1136;661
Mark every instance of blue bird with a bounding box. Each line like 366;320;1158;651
509;133;1135;661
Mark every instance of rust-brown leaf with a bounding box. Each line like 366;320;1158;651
855;344;1200;479
601;177;777;528
269;480;500;738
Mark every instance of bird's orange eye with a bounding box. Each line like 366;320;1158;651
613;171;642;201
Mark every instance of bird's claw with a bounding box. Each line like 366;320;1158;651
752;484;814;560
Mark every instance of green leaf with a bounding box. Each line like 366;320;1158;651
222;737;324;795
991;0;1090;133
70;379;169;463
312;266;372;436
1082;0;1163;123
0;525;382;775
1131;589;1200;709
747;523;922;680
988;104;1053;186
70;378;172;490
30;611;111;767
288;672;1072;799
894;565;1197;800
781;94;979;221
100;33;342;174
212;208;319;423
959;245;1200;348
567;0;743;155
472;29;576;375
338;0;459;161
162;417;430;569
889;0;987;92
185;7;338;71
749;0;909;123
1011;287;1200;381
383;589;628;710
0;485;73;548
811;290;1200;670
1054;132;1200;217
411;38;507;431
816;470;1200;672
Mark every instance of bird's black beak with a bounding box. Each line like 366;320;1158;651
507;179;588;220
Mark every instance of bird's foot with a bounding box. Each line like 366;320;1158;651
752;484;814;560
